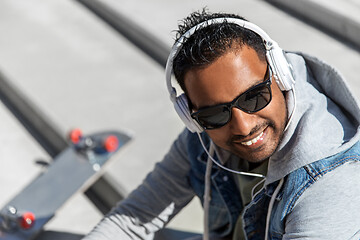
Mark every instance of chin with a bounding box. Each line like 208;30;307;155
237;152;269;163
243;155;270;163
231;144;278;163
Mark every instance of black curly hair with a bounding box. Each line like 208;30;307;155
173;9;267;94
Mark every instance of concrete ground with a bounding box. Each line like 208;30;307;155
0;0;359;238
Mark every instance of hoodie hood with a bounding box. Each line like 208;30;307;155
265;52;360;185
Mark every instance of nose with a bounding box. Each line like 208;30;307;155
229;107;255;136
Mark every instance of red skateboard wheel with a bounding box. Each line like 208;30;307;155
104;135;119;152
69;128;83;144
19;212;35;229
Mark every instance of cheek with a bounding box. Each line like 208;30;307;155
205;129;230;149
269;85;287;127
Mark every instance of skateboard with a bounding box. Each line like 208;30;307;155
0;129;131;240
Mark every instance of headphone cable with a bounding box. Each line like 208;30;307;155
196;133;266;178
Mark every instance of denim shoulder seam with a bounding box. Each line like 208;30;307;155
284;155;360;215
311;155;360;179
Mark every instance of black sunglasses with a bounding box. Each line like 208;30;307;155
191;66;272;130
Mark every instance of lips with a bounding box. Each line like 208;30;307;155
240;131;264;146
241;131;264;146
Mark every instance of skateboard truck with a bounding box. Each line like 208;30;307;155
0;206;35;232
68;129;120;171
69;129;119;153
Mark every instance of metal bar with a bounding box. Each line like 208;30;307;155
0;70;125;214
0;71;68;158
264;0;360;51
75;0;170;68
84;174;126;215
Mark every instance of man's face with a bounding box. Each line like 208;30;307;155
184;46;287;163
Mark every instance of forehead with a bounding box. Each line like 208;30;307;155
184;47;267;109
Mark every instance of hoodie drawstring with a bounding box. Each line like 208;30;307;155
197;132;267;239
264;178;284;240
203;141;214;240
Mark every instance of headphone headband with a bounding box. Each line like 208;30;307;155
166;18;273;98
166;17;295;133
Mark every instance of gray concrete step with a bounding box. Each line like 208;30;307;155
0;0;359;238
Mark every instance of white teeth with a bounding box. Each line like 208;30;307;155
241;131;264;146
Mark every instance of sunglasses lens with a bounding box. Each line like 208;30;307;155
193;84;271;129
237;85;271;113
195;106;231;129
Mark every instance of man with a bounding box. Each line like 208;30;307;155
83;10;360;239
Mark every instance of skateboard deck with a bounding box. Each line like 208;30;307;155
0;129;131;240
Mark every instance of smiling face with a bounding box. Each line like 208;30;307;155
184;46;287;163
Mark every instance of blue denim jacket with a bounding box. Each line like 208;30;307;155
187;131;360;239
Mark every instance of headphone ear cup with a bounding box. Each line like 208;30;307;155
267;44;295;91
174;94;203;133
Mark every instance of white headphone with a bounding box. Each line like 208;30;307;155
165;18;295;133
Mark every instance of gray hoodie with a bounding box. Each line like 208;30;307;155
266;52;360;185
83;52;360;240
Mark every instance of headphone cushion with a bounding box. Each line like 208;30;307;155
267;46;295;91
174;94;203;133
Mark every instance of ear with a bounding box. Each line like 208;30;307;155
266;42;295;91
174;94;204;133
